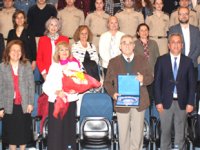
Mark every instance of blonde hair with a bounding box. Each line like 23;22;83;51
44;17;62;35
53;41;72;63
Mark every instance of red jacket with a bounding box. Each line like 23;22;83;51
36;35;69;74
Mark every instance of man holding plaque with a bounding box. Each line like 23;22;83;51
104;34;153;150
154;33;196;149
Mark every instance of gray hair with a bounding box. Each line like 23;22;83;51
44;16;62;35
168;33;183;44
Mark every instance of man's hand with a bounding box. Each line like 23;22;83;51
31;61;36;71
0;110;4;118
42;73;47;80
156;103;164;113
136;72;143;84
56;90;66;98
113;93;120;100
27;105;33;113
186;104;193;113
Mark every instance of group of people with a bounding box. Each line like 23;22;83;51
0;0;199;150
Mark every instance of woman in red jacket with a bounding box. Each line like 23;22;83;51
36;16;69;80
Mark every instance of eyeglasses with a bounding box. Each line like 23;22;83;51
178;13;189;16
121;41;134;46
170;41;182;45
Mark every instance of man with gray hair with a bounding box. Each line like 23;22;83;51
104;34;153;150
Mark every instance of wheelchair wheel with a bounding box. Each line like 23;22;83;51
143;118;150;148
42;117;48;139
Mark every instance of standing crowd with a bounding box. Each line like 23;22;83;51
0;0;200;150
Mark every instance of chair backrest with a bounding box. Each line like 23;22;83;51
80;93;113;124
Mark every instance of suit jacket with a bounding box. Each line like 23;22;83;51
36;35;69;74
104;54;153;113
154;53;195;110
169;24;200;67
7;28;36;62
0;33;5;62
0;62;35;114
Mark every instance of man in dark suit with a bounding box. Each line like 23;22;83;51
154;33;196;149
104;34;153;150
169;7;200;80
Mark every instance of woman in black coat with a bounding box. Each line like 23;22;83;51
7;10;36;70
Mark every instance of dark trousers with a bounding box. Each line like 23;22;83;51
48;102;77;150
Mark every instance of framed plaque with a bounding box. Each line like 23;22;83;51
116;74;140;107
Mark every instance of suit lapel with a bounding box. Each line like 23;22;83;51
178;24;186;55
18;63;23;85
188;25;194;57
167;54;174;79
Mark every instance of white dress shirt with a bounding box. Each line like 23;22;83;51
181;25;190;56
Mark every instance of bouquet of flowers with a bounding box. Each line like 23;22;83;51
53;68;101;119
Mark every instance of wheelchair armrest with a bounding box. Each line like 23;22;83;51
76;116;80;122
149;116;158;142
32;115;42;121
150;116;157;123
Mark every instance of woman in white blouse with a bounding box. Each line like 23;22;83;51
99;16;124;75
72;25;100;81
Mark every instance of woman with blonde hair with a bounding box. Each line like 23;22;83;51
43;40;79;150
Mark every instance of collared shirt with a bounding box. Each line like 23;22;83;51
0;7;16;38
115;9;144;36
191;0;197;8
122;53;134;62
58;6;84;37
170;52;181;98
181;24;190;56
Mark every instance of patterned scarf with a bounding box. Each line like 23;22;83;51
140;39;150;60
47;33;59;41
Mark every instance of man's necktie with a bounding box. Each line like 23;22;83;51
173;57;178;94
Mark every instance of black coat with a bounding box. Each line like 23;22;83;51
7;28;36;62
0;33;5;62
